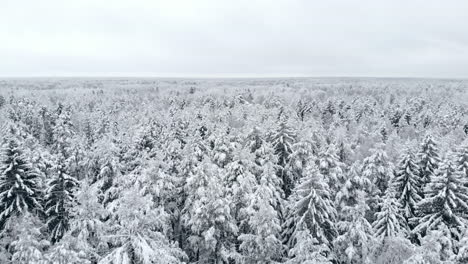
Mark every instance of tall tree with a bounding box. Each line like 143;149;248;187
0;128;41;229
391;150;422;225
372;191;407;240
271;121;296;197
414;156;468;243
287;164;337;250
417;135;440;188
44;157;79;243
238;167;283;264
333;191;374;264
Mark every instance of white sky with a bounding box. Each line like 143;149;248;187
1;0;467;78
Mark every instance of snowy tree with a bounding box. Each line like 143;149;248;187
287;164;337;249
255;143;284;210
44;158;79;243
317;144;345;199
414;156;468;243
373;191;408;240
183;162;237;263
52;106;75;157
223;148;257;226
64;182;108;263
286;229;332;264
44;233;91;264
0;128;42;229
362;147;393;197
286;140;315;185
417;135;440;188
456;228;468;263
238;170;283;264
334;191;375;264
9;213;49;264
392;150;422;223
271;121;296;197
371;236;415;264
100;189;186;264
336;163;372;211
456;142;468;182
404;228;455;264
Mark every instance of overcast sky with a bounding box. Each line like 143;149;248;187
1;0;467;78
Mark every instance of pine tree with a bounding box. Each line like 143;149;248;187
286;140;315;185
417;135;440;188
224;148;257;226
183;161;237;263
287;164;337;249
0;129;41;229
333;191;374;264
392;150;422;223
286;229;332;264
456;142;468;182
238;170;283;264
101;189;186;264
44;158;79;243
336;163;372;211
362;147;393;197
10;213;49;264
52;106;75;157
255;143;284;210
372;191;407;240
414;157;468;242
317;144;345;199
271;121;296;197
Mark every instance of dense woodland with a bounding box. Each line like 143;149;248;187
0;78;468;264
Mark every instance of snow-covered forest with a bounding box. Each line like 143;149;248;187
0;78;468;264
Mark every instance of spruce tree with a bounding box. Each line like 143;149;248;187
417;135;440;188
287;164;337;249
333;191;374;264
372;191;407;240
456;142;468;182
317;144;345;199
44;158;79;243
0;129;41;229
392;150;422;224
271;121;296;197
238;170;283;264
414;157;468;241
362;147;393;197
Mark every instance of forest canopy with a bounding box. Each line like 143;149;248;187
0;78;467;264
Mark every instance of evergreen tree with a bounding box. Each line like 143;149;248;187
417;135;440;188
372;191;407;240
317;144;345;199
392;150;422;223
333;191;374;264
52;106;75;157
0;129;41;229
362;147;393;197
183;162;237;263
101;189;186;264
414;157;468;242
10;213;49;264
238;170;283;264
456;142;468;182
271;121;296;197
255;143;284;210
286;229;332;264
44;158;79;243
336;163;372;211
287;164;337;249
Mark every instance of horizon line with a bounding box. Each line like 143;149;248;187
0;75;467;81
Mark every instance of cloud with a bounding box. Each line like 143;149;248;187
1;0;467;78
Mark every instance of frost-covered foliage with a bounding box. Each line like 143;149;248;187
0;78;467;263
